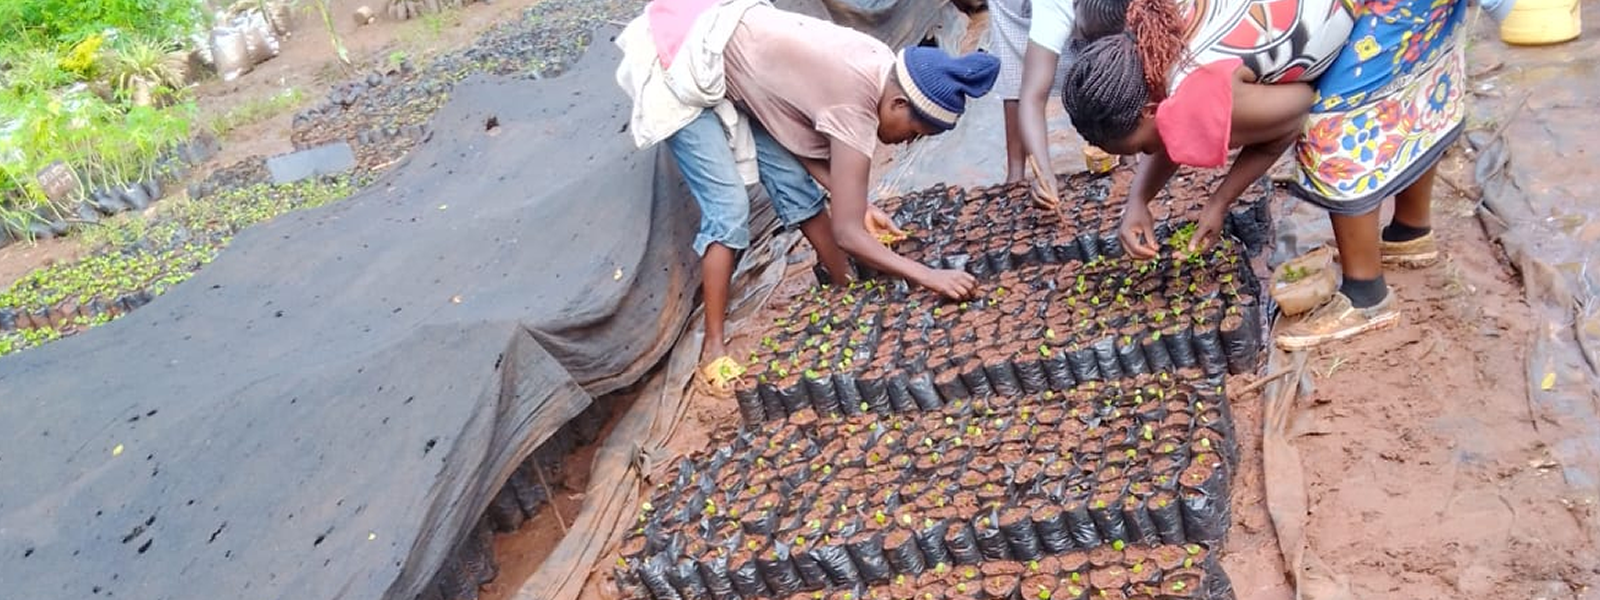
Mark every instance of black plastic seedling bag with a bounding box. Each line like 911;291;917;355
985;360;1025;397
1033;239;1058;264
968;255;995;278
1091;337;1125;381
1076;232;1101;262
699;553;738;600
1063;502;1103;548
944;253;972;274
1181;465;1231;546
1190;324;1229;377
1053;242;1083;264
757;545;805;596
915;519;955;566
670;558;712;600
999;510;1045;561
885;530;928;574
1014;356;1051;395
847;533;894;583
1032;505;1075;554
885;374;918;412
1161;325;1199;370
1121;499;1161;546
1219;313;1262;375
907;373;944;410
987;248;1015;273
973;514;1013;561
791;547;831;590
640;553;684;600
857;375;894;415
959;363;996;398
1098;232;1125;259
934;373;971;403
1141;333;1175;374
1116;338;1150;376
1148;494;1186;545
943;520;985;565
1066;346;1100;383
812;543;862;586
806;374;843;415
836;373;866;416
1043;354;1077;390
736;387;767;424
776;384;809;416
728;554;768;598
1088;499;1129;543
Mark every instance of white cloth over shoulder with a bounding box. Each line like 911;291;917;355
615;0;767;186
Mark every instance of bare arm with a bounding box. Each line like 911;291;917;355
1207;79;1314;210
800;156;832;191
827;143;926;278
1130;150;1181;208
1017;43;1062;200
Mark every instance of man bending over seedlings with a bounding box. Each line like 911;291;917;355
618;0;1000;395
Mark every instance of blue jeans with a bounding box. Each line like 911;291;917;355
666;109;826;256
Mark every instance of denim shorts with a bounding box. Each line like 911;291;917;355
666;109;826;256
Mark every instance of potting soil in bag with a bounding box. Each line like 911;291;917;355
757;545;804;596
1180;462;1231;546
806;374;843;416
1162;325;1199;369
885;374;919;412
1141;333;1175;373
1219;311;1262;375
933;372;970;403
1147;493;1187;545
1076;232;1102;262
998;507;1045;561
943;520;985;565
1014;356;1051;394
1121;498;1161;546
1063;502;1103;548
1032;239;1059;263
884;528;928;574
973;513;1013;561
915;519;954;566
987;248;1015;273
1088;498;1129;543
846;532;894;583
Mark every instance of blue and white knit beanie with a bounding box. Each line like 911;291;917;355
894;47;1001;132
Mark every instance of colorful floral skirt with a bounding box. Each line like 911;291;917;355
1289;0;1470;215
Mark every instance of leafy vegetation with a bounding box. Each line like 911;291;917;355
0;0;207;239
209;87;306;136
0;176;359;357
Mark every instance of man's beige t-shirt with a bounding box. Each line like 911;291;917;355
723;5;894;161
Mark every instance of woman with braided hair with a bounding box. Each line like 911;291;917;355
1064;0;1517;348
1061;0;1357;256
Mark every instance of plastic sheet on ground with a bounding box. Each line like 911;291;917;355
798;0;971;51
0;34;735;600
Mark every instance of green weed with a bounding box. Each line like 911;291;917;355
208;87;306;137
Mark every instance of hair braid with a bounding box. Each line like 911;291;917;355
1124;0;1187;100
1060;34;1149;149
1073;0;1133;42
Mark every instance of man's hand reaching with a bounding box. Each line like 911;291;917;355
865;205;908;244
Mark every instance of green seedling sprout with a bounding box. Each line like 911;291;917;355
1113;539;1126;551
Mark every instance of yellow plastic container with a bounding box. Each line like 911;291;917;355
1500;0;1582;46
1083;146;1116;174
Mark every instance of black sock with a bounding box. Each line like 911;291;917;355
1381;221;1431;243
1340;275;1388;308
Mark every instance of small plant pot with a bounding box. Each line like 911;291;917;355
1271;246;1338;316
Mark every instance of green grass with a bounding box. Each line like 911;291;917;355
208;87;307;137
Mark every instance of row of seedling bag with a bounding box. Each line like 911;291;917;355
616;371;1236;599
734;246;1263;424
879;172;1274;276
621;541;1235;600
